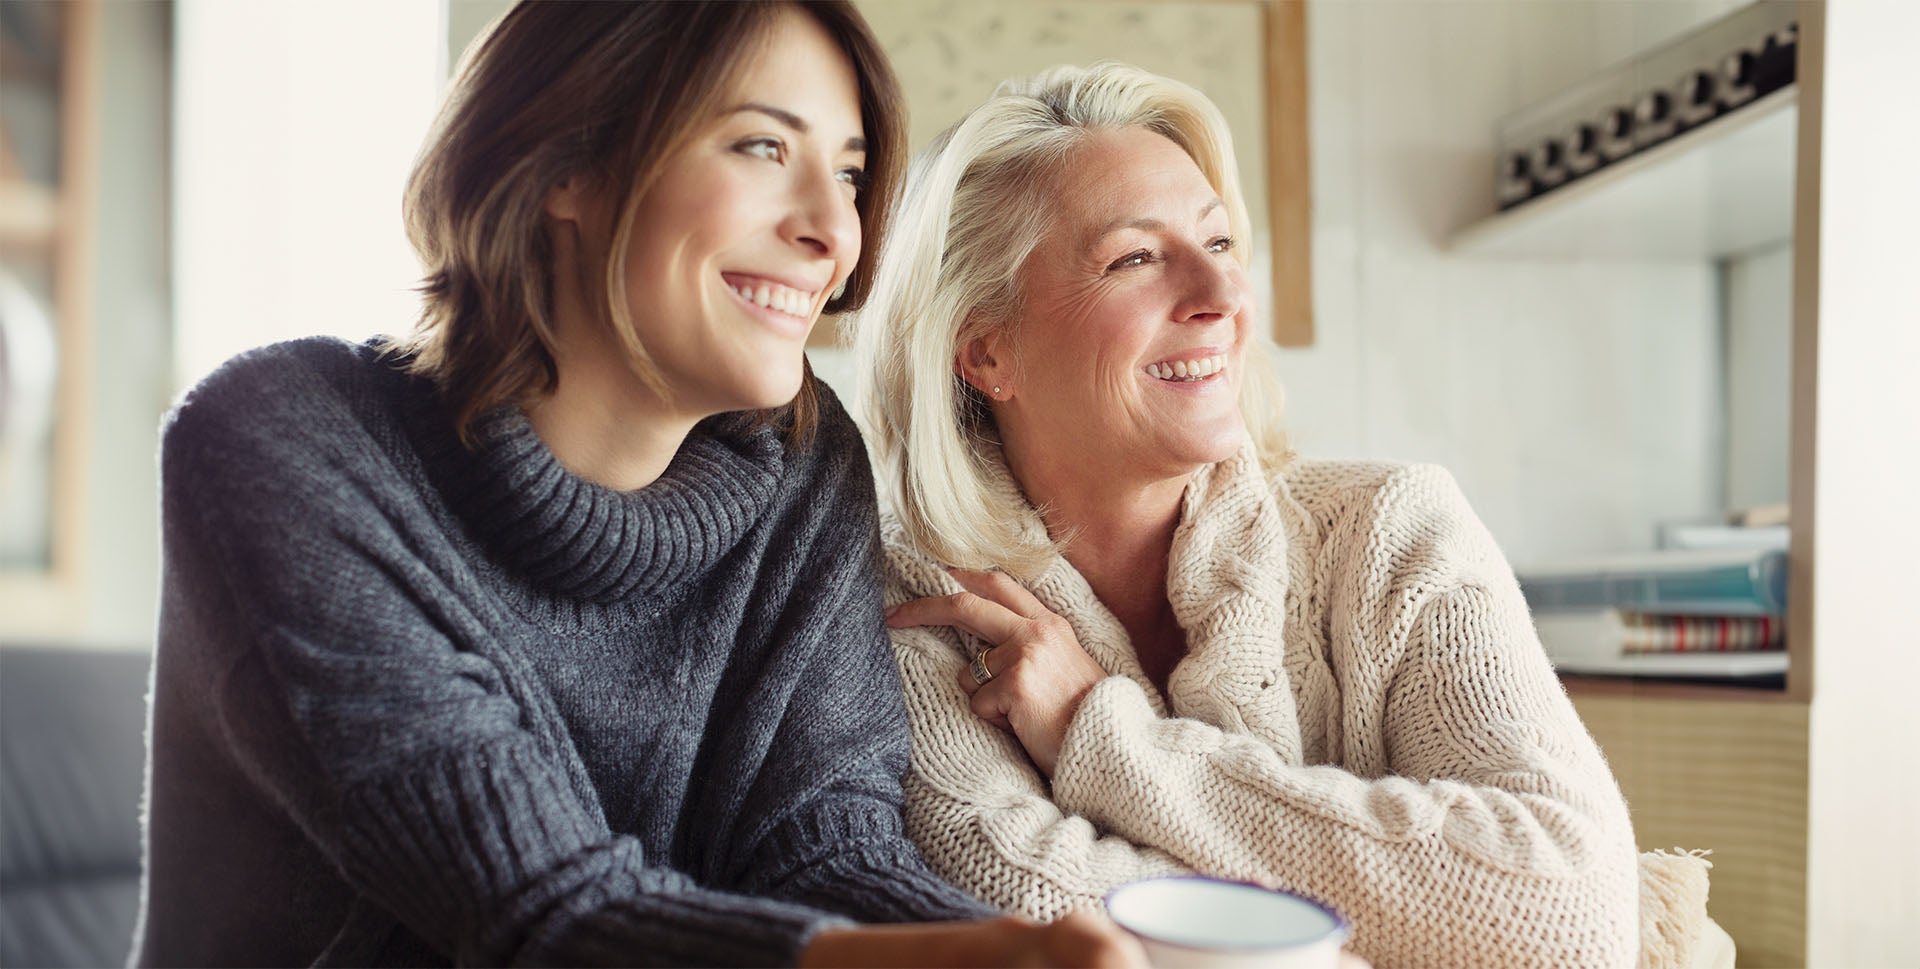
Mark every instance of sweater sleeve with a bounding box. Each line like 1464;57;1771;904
745;763;1002;924
1045;470;1640;969
156;372;847;967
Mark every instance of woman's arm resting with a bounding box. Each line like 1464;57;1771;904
1047;584;1639;969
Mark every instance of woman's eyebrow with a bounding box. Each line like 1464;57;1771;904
1084;197;1227;247
730;102;867;152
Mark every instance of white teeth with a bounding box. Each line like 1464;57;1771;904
730;279;817;319
1142;354;1227;382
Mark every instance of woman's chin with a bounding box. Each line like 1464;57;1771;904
1171;417;1249;466
1120;436;1243;483
728;369;807;414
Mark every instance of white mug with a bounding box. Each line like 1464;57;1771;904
1104;876;1350;969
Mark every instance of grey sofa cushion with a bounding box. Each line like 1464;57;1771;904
1;647;151;969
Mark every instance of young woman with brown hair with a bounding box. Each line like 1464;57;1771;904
132;4;1138;966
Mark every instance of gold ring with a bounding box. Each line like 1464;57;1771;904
968;647;994;686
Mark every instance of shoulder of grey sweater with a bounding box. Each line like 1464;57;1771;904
162;336;390;470
157;337;436;586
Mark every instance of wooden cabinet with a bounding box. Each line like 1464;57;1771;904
1572;690;1809;967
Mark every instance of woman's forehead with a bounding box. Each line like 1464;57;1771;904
727;7;864;142
1053;131;1221;242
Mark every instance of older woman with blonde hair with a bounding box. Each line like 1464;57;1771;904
854;62;1719;969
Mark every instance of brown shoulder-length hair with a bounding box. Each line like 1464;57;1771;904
395;0;905;446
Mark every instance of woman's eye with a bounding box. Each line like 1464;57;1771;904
736;137;785;162
1207;235;1236;254
1107;250;1154;271
836;166;869;195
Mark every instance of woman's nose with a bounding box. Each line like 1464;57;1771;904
781;167;860;263
1174;249;1243;323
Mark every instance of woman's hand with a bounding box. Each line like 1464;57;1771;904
799;911;1145;968
886;568;1107;777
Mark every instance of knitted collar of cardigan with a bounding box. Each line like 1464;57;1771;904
409;385;786;605
974;435;1315;756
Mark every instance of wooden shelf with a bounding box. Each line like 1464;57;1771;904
1449;87;1797;260
1559;672;1796;703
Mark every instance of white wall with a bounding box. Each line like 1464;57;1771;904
1725;243;1792;512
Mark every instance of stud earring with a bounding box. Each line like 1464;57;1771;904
991;386;1002;397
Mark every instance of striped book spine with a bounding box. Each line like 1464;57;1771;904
1618;612;1785;653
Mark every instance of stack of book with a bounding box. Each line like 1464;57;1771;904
1519;536;1788;683
1616;612;1783;653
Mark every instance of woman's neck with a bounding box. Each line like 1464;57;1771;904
1003;440;1192;684
526;290;698;493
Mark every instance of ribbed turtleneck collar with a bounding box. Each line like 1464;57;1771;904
406;384;786;605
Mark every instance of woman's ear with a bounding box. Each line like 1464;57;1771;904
956;332;1014;401
544;174;593;224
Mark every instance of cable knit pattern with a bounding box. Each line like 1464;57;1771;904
882;438;1642;969
136;337;990;968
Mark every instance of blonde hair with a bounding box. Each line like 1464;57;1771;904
395;1;905;446
851;62;1290;579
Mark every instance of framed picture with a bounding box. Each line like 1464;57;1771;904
821;0;1311;347
0;0;99;632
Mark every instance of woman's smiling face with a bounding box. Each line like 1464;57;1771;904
594;6;869;417
985;126;1253;483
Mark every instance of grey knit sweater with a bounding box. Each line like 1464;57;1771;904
133;337;991;967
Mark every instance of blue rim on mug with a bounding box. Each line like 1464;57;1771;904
1103;875;1352;953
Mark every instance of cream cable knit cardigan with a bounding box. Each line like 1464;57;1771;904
881;441;1644;969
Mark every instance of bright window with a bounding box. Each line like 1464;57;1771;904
173;0;442;390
